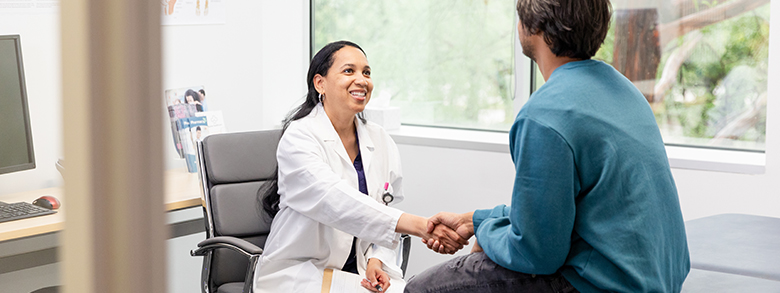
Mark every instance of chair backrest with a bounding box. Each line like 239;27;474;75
198;129;282;288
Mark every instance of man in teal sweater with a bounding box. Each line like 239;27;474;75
406;0;690;292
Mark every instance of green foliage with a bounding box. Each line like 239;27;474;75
314;0;516;130
314;1;770;148
592;19;615;65
671;6;769;145
600;2;769;149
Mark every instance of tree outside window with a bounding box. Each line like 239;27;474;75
315;0;770;151
539;0;770;151
313;0;517;131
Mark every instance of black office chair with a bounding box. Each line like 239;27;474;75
190;130;281;293
190;129;411;293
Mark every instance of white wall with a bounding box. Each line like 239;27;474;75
161;0;310;169
392;145;516;277
260;1;310;130
161;1;265;169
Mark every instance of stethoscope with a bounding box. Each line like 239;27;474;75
382;182;394;205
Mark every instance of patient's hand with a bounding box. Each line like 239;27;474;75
395;213;469;254
421;222;469;254
422;212;475;254
471;238;483;253
428;212;474;240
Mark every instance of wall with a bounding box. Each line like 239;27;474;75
161;1;309;169
161;0;265;169
392;145;516;276
259;1;310;130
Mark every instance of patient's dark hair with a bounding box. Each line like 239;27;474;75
259;40;367;219
516;0;612;59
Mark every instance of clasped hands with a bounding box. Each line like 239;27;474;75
421;212;476;254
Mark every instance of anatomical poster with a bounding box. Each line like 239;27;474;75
161;0;225;25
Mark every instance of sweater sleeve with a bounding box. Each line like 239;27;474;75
475;117;578;274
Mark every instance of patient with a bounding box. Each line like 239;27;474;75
253;40;468;293
408;0;689;292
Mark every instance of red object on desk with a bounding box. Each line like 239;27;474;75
33;196;61;210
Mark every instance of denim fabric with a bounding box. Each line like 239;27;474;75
404;252;578;293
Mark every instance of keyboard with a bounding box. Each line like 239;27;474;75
0;201;56;223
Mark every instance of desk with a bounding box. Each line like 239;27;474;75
0;169;206;292
0;168;203;242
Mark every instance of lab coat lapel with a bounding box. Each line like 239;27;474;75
313;104;353;166
356;119;375;174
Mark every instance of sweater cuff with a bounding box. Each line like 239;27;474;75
473;204;507;231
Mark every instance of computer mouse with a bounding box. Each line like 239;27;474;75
32;196;60;210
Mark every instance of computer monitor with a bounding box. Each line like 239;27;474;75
0;35;35;175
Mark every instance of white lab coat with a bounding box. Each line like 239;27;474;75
253;104;407;293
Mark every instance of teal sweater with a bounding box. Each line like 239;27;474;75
473;60;690;292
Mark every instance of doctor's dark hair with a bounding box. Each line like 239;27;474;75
516;0;612;59
259;40;368;219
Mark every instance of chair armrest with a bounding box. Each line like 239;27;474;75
400;234;411;277
190;236;263;258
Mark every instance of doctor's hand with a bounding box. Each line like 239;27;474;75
361;258;390;292
421;223;469;254
428;212;475;239
423;212;475;253
395;213;468;254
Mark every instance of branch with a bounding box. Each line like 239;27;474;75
711;92;767;141
658;0;769;48
652;30;703;105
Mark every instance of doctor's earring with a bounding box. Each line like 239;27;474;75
318;92;324;103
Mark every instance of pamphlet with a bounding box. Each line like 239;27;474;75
321;269;371;293
165;86;223;172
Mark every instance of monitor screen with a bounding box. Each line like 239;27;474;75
0;35;35;175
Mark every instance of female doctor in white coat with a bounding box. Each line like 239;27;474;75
253;41;468;293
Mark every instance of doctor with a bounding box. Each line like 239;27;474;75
254;41;468;293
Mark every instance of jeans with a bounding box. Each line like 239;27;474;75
404;252;578;293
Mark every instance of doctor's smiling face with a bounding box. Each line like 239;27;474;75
314;46;373;119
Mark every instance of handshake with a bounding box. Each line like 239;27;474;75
420;212;478;255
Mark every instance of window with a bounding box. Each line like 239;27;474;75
314;0;770;152
312;0;517;131
534;0;770;152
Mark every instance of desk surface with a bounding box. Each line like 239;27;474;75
0;169;203;242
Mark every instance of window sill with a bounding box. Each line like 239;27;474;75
664;145;765;174
388;125;766;175
388;125;510;153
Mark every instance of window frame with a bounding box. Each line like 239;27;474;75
309;0;768;174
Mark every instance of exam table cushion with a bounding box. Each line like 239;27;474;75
685;213;780;281
681;269;780;292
